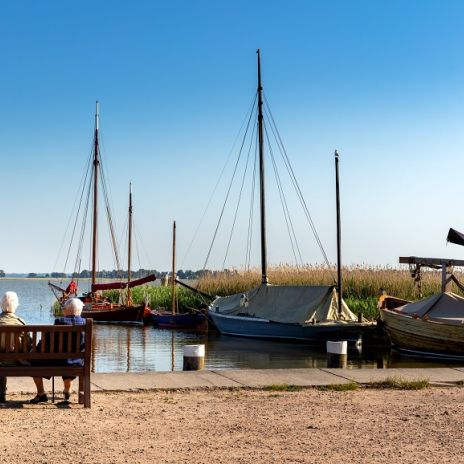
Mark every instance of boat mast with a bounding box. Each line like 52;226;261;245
171;221;177;315
91;101;100;287
257;49;268;285
127;182;133;305
335;150;343;315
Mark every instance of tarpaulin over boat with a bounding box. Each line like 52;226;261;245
210;285;357;324
91;274;156;292
395;292;464;326
447;228;464;247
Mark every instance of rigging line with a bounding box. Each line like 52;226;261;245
61;150;93;276
132;225;143;273
246;133;258;270
180;92;258;269
97;138;122;273
53;147;94;274
202;95;258;271
221;107;257;270
263;96;332;270
99;163;122;273
133;219;153;271
263;98;328;262
75;175;93;276
264;124;302;267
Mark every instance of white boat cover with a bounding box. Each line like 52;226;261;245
210;285;357;324
395;292;464;325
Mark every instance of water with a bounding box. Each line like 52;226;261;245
2;279;463;372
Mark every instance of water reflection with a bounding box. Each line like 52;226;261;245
2;279;464;372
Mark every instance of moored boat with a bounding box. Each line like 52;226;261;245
145;310;207;330
205;51;372;343
379;254;464;359
144;221;207;330
379;292;464;359
49;103;156;323
208;285;369;343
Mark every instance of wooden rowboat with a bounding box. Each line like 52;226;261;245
379;292;464;359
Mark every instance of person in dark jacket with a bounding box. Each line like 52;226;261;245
30;298;86;404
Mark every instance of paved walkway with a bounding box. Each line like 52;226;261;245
5;367;464;394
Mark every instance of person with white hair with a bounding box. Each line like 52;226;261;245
30;297;86;404
0;291;26;403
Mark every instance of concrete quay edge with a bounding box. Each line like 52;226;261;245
5;367;464;394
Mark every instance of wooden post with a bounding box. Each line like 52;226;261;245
183;345;205;371
326;341;347;368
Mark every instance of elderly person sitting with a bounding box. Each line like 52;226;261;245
30;297;86;404
0;291;26;403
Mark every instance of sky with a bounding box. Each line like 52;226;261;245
1;0;464;273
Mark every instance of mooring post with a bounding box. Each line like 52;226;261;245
183;345;205;371
326;341;347;368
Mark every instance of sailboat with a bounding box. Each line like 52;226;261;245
206;50;371;343
144;221;207;329
49;103;156;323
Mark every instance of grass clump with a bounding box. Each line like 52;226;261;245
316;382;359;392
370;376;429;390
263;384;303;392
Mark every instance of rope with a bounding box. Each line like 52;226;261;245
181;94;258;269
245;125;258;269
202;94;257;271
53;143;93;277
263;95;333;271
264;125;302;267
221;108;257;270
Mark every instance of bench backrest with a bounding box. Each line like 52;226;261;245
0;319;93;363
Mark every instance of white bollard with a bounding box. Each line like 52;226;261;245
183;344;205;371
326;340;348;368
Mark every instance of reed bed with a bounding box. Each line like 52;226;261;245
195;264;460;320
104;285;206;312
55;265;461;320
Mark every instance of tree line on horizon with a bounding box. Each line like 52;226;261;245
4;268;230;280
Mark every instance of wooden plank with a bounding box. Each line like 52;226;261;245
399;256;464;267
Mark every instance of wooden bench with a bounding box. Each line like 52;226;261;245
0;319;93;407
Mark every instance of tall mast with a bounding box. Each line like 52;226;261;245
335;150;343;315
127;182;133;305
257;49;268;285
91;101;100;287
171;221;177;315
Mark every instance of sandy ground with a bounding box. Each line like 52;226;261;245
1;387;464;464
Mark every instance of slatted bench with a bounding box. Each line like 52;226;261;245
0;319;93;407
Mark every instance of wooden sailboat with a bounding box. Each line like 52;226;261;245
206;50;371;343
379;256;464;359
49;103;156;323
144;221;207;329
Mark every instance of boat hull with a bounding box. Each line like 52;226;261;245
81;303;146;323
380;307;464;358
145;312;207;330
207;311;369;343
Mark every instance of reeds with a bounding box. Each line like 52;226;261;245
52;265;460;320
195;264;461;320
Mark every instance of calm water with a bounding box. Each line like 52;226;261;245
2;279;463;372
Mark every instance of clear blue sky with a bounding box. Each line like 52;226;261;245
1;0;464;273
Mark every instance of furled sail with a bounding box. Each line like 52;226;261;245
91;274;156;292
